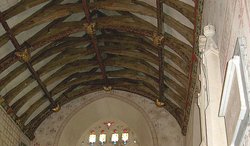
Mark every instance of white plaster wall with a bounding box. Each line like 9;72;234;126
202;0;250;78
185;98;201;146
31;91;184;146
57;97;154;146
202;0;250;145
0;107;30;146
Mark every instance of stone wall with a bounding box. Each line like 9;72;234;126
0;107;30;146
31;91;184;146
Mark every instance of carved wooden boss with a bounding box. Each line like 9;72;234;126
0;0;202;139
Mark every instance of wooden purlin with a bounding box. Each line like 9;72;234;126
81;0;109;88
0;11;57;108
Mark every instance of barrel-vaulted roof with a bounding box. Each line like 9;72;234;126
0;0;202;139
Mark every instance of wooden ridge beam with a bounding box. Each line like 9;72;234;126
0;11;57;109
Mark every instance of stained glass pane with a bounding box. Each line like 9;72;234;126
111;133;119;142
122;133;129;142
89;134;96;143
99;133;106;143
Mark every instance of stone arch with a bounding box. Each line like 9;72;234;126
53;91;159;146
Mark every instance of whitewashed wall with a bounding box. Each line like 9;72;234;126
202;0;250;145
185;98;201;146
202;0;250;78
31;91;184;146
0;107;30;146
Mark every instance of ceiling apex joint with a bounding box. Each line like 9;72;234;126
155;99;165;107
84;22;96;36
152;32;164;47
52;103;61;112
15;48;31;62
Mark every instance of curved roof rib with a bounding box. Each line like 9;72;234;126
0;0;201;139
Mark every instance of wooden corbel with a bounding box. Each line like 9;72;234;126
84;22;96;36
152;32;164;47
155;99;165;107
103;85;112;92
15;48;31;62
52;103;61;112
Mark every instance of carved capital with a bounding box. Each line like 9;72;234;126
203;25;218;51
152;32;164;46
15;48;31;62
84;22;96;36
204;25;215;38
199;35;207;52
155;99;165;107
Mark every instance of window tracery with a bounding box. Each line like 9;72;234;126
80;120;139;146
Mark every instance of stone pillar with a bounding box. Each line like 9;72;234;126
198;31;208;146
198;25;228;146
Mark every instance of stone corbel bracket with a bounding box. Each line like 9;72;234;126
203;25;217;51
199;25;218;53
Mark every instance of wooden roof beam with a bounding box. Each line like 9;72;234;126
0;16;191;74
155;0;165;106
0;12;58;111
82;0;110;89
23;78;183;139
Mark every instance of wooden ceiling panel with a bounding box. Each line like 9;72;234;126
0;0;201;139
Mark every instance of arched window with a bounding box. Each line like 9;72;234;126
80;120;139;146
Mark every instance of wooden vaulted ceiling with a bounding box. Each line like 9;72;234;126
0;0;202;140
